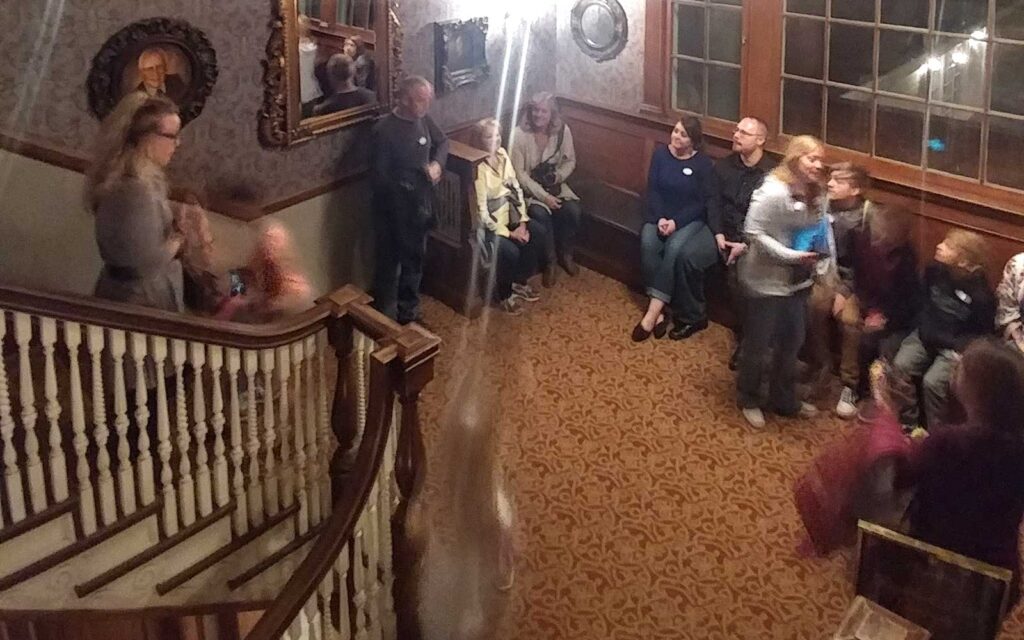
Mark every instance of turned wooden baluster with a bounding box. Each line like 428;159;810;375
316;330;333;517
327;320;357;480
130;333;155;506
260;348;279;517
277;345;293;510
244;350;264;527
150;336;178;536
0;312;27;523
64;323;95;533
377;441;397;639
109;330;137;515
172;340;195;527
317;565;335;640
364;483;383;640
207;345;230;509
39;318;69;504
189;342;213;518
335;544;353;640
14;313;46;513
87;325;117;525
292;340;308;535
304;335;320;527
351;511;369;640
226;348;249;534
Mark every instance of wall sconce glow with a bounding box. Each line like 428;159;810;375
927;57;943;72
951;50;969;65
970;28;988;41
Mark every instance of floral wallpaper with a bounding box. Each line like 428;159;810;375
555;0;645;115
0;0;556;208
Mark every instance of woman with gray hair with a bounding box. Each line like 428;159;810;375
510;92;582;286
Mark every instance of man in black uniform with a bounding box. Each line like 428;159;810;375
370;76;449;324
708;116;775;368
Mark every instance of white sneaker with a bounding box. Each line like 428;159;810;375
511;282;540;302
836;386;858;419
798;402;819;418
499;295;525;315
742;407;766;428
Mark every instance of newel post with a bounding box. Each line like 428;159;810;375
391;324;439;640
324;286;372;484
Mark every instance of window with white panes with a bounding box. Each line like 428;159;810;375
671;0;744;122
781;0;1024;191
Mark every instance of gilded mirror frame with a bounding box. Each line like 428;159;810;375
260;0;402;147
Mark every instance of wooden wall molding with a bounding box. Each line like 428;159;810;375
560;97;1024;285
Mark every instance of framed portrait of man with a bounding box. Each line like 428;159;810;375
87;18;218;125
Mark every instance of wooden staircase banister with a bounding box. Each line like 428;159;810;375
0;283;332;349
245;340;397;639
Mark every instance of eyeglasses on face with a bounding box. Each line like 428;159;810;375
733;128;759;137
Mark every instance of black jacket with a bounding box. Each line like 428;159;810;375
917;262;995;352
710;152;777;242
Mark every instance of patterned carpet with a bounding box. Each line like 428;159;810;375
415;266;1024;639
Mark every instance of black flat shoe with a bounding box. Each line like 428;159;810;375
653;316;670;339
631;322;652;342
669;318;708;341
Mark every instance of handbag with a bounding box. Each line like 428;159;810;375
529;126;566;196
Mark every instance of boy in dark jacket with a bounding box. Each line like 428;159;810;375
891;229;995;428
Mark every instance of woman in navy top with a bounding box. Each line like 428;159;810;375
632;116;720;341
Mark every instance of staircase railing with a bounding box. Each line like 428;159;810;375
247;288;438;640
0;282;438;621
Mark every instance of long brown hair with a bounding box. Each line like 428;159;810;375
954;338;1024;439
85;91;178;212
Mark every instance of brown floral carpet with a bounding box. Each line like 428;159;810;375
415;266;1024;640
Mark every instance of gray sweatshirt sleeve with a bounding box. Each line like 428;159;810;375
744;185;806;265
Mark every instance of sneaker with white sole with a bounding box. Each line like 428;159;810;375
742;407;766;428
835;386;858;419
798;402;819;418
511;282;540;302
499;295;525;315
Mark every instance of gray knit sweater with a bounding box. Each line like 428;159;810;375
738;175;832;297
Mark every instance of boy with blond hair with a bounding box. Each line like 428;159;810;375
891;229;995;428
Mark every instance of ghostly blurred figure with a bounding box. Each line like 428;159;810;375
410;364;515;640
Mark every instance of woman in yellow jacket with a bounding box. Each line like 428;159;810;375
473;118;548;314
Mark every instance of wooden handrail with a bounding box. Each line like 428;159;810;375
244;337;398;640
0;283;332;349
247;291;440;640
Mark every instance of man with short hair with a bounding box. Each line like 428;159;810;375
707;116;776;368
370;76;449;324
312;53;376;116
136;48;187;103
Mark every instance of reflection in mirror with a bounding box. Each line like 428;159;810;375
260;0;397;146
580;5;615;48
570;0;628;62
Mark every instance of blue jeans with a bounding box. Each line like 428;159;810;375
640;220;707;304
671;223;719;324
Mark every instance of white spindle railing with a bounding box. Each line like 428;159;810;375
0;290;417;629
0;300;342;592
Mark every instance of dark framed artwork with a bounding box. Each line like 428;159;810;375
87;18;219;125
434;18;489;95
854;521;1012;640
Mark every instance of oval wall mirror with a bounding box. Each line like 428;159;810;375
570;0;627;62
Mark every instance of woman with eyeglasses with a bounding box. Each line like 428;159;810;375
86;91;185;312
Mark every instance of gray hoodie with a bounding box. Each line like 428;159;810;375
739;175;833;297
